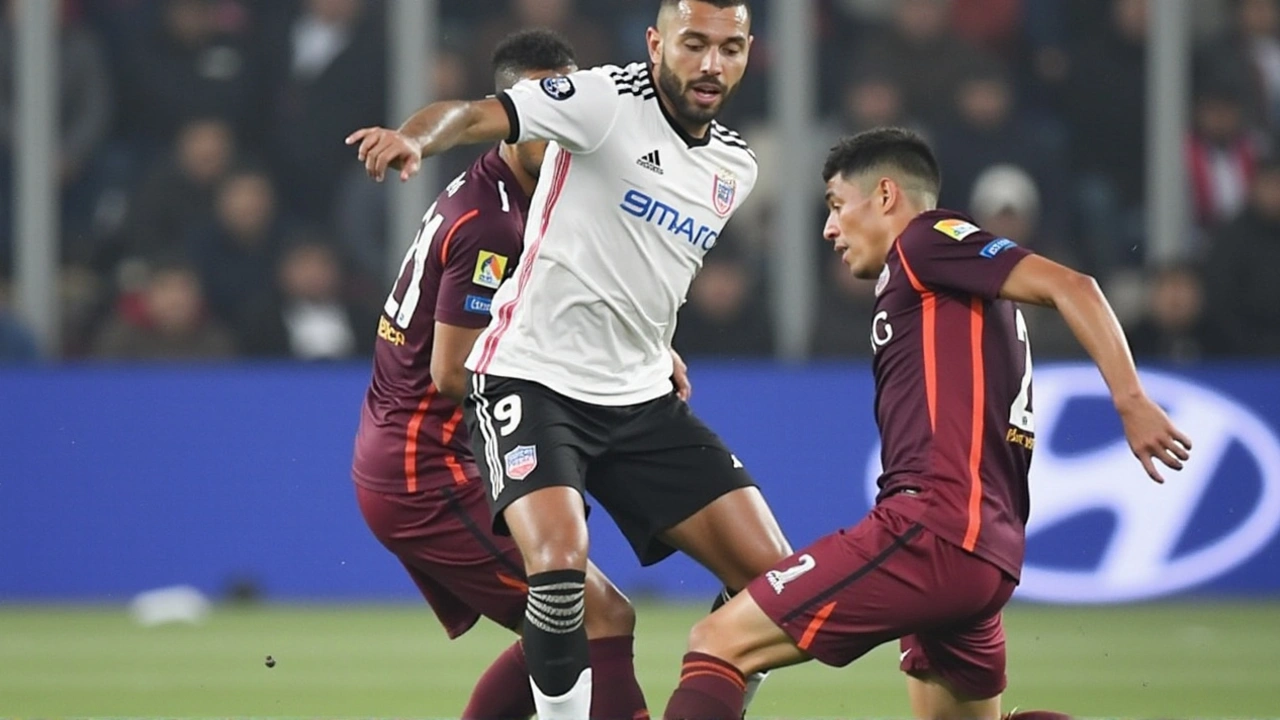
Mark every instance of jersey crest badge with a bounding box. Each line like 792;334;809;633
875;265;890;296
540;76;576;101
713;171;737;217
504;445;538;481
933;218;981;241
473;251;509;289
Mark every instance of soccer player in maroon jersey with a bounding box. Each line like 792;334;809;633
350;31;647;720
660;127;1193;720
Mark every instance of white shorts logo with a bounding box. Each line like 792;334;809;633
504;445;538;481
766;553;816;594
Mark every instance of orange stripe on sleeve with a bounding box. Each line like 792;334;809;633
797;601;837;651
438;209;481;266
962;297;986;551
441;407;468;485
897;246;937;432
403;384;438;493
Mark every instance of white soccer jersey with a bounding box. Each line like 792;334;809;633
465;62;759;406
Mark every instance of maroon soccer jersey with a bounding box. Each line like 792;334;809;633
353;148;529;493
870;210;1035;578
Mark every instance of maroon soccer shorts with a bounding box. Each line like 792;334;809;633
748;491;1017;700
356;476;528;638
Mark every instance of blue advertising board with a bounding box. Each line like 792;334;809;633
1;361;1278;603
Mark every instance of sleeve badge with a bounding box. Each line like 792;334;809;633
472;251;509;289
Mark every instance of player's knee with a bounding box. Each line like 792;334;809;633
520;542;589;575
686;612;731;657
584;586;636;638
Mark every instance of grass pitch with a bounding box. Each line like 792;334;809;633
1;601;1277;718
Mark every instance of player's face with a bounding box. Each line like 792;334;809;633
648;1;752;128
513;65;577;178
823;174;890;279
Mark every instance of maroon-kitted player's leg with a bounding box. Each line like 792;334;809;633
663;493;1018;720
356;482;646;719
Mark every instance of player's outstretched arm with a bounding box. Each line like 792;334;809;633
345;98;511;182
998;254;1192;483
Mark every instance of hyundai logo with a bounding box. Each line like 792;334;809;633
865;366;1280;603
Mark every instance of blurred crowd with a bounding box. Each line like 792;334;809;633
1;0;1278;363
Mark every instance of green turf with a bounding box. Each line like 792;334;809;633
1;601;1278;718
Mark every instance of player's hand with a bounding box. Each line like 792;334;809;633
1117;394;1192;484
671;348;692;401
345;127;423;182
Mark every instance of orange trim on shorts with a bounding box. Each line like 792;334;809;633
962;297;987;551
797;601;837;651
496;573;528;593
897;245;937;432
441;407;468;485
404;384;438;493
438;209;481;265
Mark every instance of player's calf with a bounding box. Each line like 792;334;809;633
583;563;648;719
906;672;1002;720
665;591;811;720
503;488;593;719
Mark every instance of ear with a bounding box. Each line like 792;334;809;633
878;177;898;213
646;26;663;65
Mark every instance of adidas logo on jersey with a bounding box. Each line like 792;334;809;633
636;150;664;175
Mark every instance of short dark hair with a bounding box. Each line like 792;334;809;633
658;0;751;18
822;127;941;202
491;29;577;93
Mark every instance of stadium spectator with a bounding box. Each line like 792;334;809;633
1186;78;1268;234
810;249;877;358
1127;264;1220;363
115;0;256;154
187;165;290;344
849;0;987;127
1205;156;1280;355
120;118;238;266
934;57;1069;251
1198;0;1280;132
91;259;235;360
470;0;609;95
260;0;386;226
236;235;373;359
674;243;773;358
1064;0;1150;273
969;164;1082;359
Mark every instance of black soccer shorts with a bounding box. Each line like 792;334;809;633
463;372;756;565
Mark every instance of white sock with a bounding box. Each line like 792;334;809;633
742;669;769;714
530;667;592;720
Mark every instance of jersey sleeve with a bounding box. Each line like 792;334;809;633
497;67;621;153
897;216;1033;299
435;212;521;329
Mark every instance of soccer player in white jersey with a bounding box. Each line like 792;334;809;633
347;2;790;718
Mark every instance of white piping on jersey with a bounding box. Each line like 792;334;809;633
475;148;573;373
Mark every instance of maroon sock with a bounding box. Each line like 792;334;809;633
662;652;746;720
1005;713;1073;720
589;635;649;720
461;641;534;720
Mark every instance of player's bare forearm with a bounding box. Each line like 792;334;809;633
999;255;1143;409
398;98;511;157
1050;274;1145;409
347;98;510;182
1001;255;1190;482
